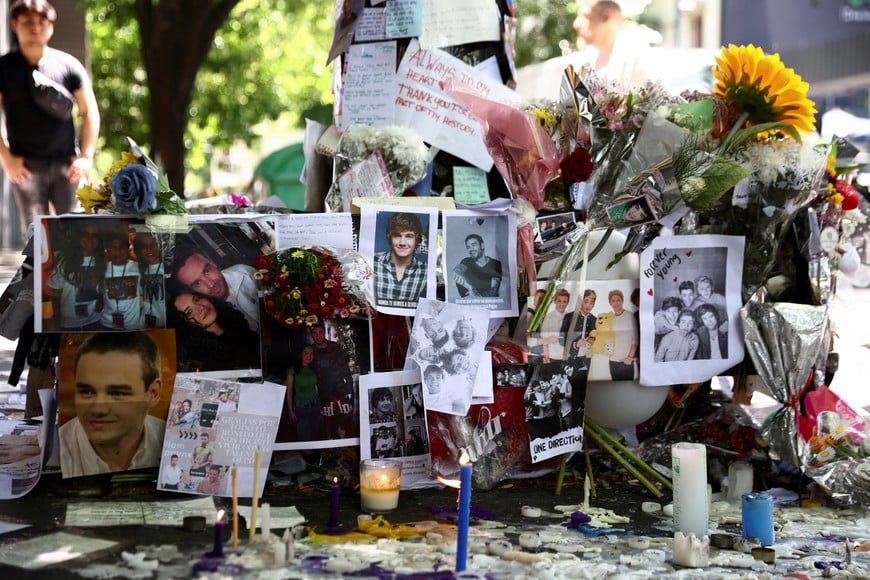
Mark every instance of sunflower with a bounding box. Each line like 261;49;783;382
713;44;816;134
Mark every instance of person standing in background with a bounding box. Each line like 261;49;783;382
574;0;648;86
0;0;100;241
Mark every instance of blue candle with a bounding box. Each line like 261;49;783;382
741;492;774;546
456;452;473;573
328;477;340;528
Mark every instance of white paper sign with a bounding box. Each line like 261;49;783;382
273;213;354;250
393;39;521;171
639;235;746;386
419;0;501;48
385;0;422;38
354;6;386;42
340;41;398;130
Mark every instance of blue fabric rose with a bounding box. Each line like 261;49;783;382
109;164;158;214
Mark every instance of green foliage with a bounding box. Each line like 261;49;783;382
83;0;334;185
513;0;578;68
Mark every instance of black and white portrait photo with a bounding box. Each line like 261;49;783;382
442;209;518;317
639;235;745;386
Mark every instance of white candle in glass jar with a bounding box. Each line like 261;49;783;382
359;459;401;512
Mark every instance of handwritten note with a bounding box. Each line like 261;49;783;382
452;166;490;205
354;7;386;42
394;40;520;170
386;0;422;38
273;213;354;250
340;41;398;130
419;0;501;48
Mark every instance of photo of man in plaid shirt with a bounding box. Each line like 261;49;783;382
373;212;428;309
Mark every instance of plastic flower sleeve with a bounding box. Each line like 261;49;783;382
326;125;429;212
740;292;828;468
801;387;870;505
441;78;560;211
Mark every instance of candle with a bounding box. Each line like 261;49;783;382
741;492;775;546
456;451;472;573
359;459;402;513
231;465;238;549
209;510;225;558
672;531;709;567
671;442;708;539
328;477;341;528
726;461;754;502
283;527;294;562
249;448;261;543
261;502;271;541
273;541;286;564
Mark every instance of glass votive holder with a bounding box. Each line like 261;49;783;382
359;458;402;513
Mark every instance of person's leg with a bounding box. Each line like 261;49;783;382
47;160;77;215
10;172;51;242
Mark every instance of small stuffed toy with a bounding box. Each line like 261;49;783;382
589;312;616;355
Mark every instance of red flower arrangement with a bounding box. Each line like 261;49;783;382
253;247;371;329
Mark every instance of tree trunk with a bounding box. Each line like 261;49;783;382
134;0;240;195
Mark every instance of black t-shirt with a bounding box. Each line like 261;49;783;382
0;47;87;160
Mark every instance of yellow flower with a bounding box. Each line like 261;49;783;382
76;184;111;214
713;44;816;134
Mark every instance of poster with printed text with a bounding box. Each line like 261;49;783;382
158;375;284;498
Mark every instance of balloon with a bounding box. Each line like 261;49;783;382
584;380;670;429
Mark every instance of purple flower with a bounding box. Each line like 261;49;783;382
109;164;157;213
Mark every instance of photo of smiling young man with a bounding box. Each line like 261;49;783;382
57;330;176;478
360;206;438;316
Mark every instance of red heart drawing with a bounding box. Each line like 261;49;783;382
647;288;653;296
673;277;678;283
686;250;693;257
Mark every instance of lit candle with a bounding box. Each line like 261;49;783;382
209;510;225;558
328;477;340;528
671;442;708;539
231;465;238;549
261;502;271;541
249;448;261;543
359;459;402;512
741;492;774;546
456;451;472;573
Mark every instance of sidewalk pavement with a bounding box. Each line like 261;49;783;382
0;248;866;408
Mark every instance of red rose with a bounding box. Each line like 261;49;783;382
254;254;272;270
835;180;861;211
560;147;593;183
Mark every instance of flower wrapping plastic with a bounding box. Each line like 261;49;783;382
441;77;560;211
